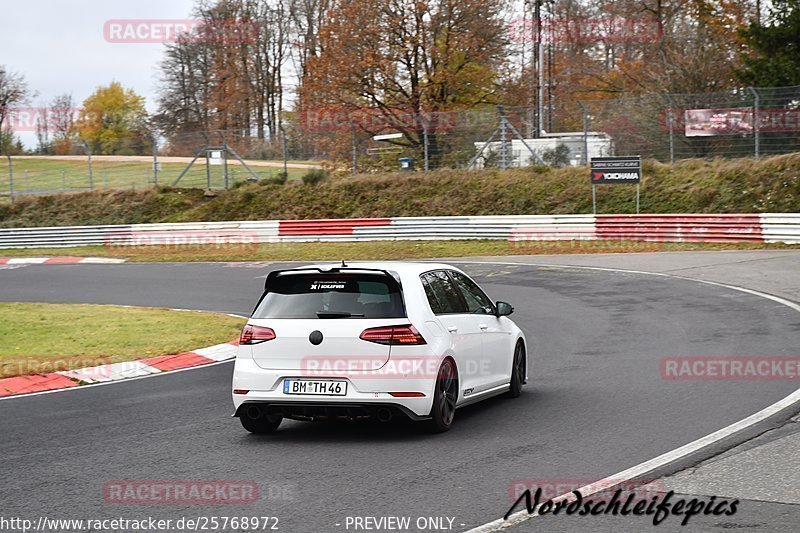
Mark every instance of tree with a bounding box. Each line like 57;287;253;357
34;93;78;154
156;0;291;153
737;0;800;86
300;0;510;167
34;103;50;154
0;66;32;152
498;0;759;134
155;34;213;137
73;82;150;155
289;0;332;79
50;93;77;154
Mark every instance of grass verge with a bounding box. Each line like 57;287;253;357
0;239;796;263
0;303;245;378
0;159;307;195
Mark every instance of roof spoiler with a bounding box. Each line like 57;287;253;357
263;267;401;291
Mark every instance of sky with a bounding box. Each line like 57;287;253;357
2;0;196;147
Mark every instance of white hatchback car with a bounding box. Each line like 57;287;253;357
232;262;527;433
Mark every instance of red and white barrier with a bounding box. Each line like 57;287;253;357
0;213;798;249
594;214;764;242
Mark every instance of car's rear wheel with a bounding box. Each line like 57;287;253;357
239;405;283;434
428;358;458;433
508;341;525;398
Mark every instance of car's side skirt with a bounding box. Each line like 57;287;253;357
456;383;510;409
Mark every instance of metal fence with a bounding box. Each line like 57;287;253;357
0;133;320;202
2;85;799;201
579;85;800;162
298;84;800;172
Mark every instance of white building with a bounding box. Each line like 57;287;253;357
472;131;613;168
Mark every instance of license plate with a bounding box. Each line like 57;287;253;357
283;379;347;396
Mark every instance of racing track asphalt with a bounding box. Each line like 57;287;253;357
0;260;798;532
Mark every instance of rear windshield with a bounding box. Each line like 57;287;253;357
253;273;405;319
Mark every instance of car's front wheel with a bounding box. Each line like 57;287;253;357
507;341;525;398
428;358;458;433
239;405;283;434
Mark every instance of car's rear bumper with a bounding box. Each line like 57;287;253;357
233;400;429;421
232;357;437;417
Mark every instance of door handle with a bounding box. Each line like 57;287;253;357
479;324;489;330
447;326;458;333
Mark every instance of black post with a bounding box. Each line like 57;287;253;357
152;135;159;186
280;123;288;177
82;140;93;190
351;124;357;176
5;153;12;204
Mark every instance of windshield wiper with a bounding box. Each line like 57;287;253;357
316;311;365;318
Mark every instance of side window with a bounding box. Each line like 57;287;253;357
421;276;443;314
450;271;494;314
421;271;467;314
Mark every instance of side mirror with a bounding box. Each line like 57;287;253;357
496;301;514;317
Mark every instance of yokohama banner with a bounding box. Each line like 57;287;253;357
590;156;641;184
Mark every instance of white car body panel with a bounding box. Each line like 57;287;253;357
232;262;527;420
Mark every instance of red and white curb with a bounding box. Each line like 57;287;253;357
0;257;127;264
0;340;237;398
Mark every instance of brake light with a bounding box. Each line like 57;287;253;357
359;325;426;345
240;325;276;344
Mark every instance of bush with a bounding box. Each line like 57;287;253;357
541;144;571;167
302;169;329;185
262;171;288;185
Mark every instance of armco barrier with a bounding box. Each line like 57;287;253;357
760;214;800;243
0;214;798;249
278;218;393;236
595;214;764;242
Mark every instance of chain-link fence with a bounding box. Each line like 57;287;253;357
0;131;320;202
3;85;799;201
579;85;800;162
300;104;615;173
297;85;800;173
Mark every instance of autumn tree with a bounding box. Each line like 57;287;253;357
73;82;150;155
300;0;510;167
500;0;761;135
289;0;332;78
49;93;77;154
156;0;291;155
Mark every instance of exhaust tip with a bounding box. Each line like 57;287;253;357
376;408;393;423
245;405;262;420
